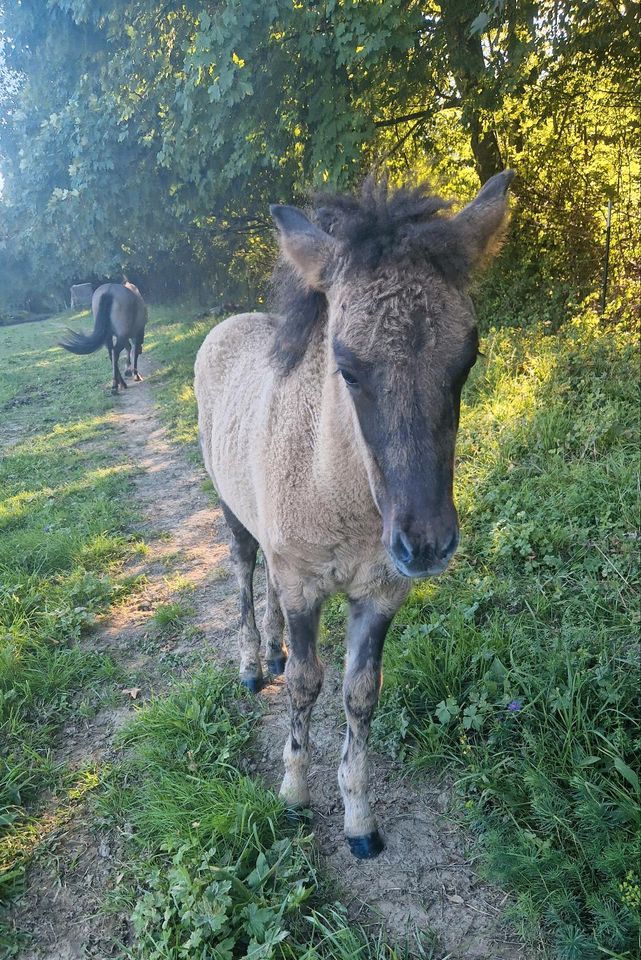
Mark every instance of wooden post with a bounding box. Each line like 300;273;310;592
600;198;613;315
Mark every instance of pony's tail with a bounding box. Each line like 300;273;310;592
59;293;113;354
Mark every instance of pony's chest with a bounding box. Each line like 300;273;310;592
268;518;402;608
323;542;397;596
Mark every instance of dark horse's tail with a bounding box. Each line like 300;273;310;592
59;293;113;354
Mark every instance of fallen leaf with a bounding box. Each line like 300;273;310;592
122;687;141;700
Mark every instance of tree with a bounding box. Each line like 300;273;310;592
0;0;637;312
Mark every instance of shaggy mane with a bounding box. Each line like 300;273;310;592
271;178;468;375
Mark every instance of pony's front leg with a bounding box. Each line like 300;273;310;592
339;597;394;859
279;603;323;809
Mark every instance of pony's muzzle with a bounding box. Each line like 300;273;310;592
386;517;459;578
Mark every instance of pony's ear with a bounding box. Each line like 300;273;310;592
270;204;337;290
453;170;515;268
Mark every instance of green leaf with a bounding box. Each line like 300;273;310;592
613;757;640;792
435;697;460;725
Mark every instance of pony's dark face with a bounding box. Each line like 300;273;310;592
329;270;478;577
270;170;513;578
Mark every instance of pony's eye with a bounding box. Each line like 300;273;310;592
340;369;359;388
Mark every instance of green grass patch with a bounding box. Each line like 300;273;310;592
0;313;141;895
153;600;194;631
100;669;419;959
142;305;220;456
143;292;640;957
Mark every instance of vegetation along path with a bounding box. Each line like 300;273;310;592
1;309;531;959
3;296;638;959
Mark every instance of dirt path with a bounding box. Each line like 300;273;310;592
9;377;530;960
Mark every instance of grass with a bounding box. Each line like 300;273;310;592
153;600;194;630
0;315;144;880
1;293;637;957
99;669;424;959
139;290;640;958
142;304;218;457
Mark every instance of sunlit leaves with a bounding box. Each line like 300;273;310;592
0;0;637;310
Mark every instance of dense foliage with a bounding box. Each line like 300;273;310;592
0;1;638;312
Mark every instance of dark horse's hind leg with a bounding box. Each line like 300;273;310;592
220;500;263;692
132;332;144;382
111;335;129;393
124;341;133;378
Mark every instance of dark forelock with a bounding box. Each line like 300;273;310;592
271;177;470;374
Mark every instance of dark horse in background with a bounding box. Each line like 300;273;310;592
59;281;147;393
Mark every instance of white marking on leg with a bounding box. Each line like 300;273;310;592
339;663;380;838
279;652;323;807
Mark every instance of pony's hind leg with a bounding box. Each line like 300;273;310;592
220;501;263;692
263;565;287;675
124;341;133;377
339;597;393;859
279;602;323;809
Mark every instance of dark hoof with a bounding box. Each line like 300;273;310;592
110;386;119;395
239;676;264;694
346;830;384;859
267;655;287;676
124;369;133;378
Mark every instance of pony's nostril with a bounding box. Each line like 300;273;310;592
391;529;414;564
390;526;458;571
438;532;459;561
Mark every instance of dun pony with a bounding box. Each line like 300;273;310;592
195;171;514;858
59;281;147;393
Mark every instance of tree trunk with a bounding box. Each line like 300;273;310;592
439;2;503;182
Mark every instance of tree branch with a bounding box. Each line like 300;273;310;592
374;103;459;128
